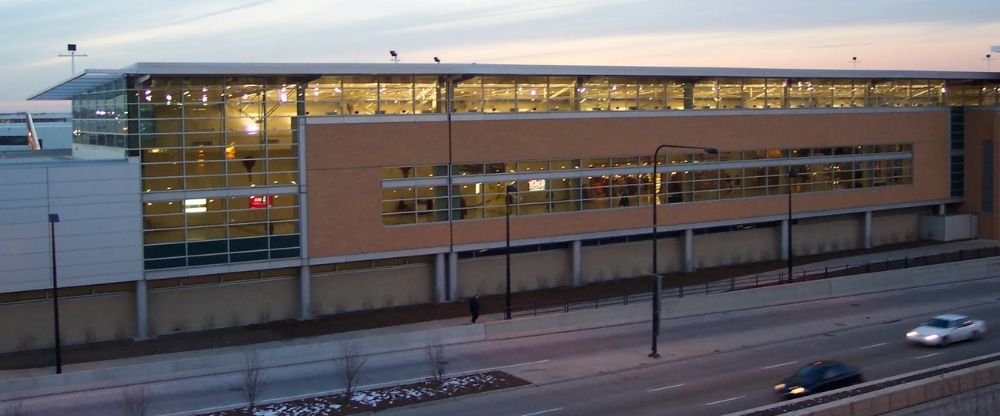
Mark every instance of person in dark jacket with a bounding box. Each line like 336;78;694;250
468;294;480;323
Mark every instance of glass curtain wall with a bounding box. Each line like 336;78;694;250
135;76;302;270
383;145;914;225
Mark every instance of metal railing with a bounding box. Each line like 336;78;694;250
510;245;1000;319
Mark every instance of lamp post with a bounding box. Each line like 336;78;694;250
787;169;800;283
504;184;517;320
650;145;717;358
48;213;62;374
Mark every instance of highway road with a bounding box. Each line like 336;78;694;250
10;277;1000;415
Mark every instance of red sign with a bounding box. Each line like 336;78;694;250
249;195;273;208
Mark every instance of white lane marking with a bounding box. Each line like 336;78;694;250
456;359;552;376
762;361;798;369
647;383;685;392
165;359;553;416
521;408;563;416
705;395;746;406
916;353;940;360
860;342;889;350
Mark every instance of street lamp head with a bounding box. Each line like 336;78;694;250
389;50;397;58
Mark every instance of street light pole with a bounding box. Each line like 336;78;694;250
505;185;516;320
787;170;799;283
48;213;62;374
650;144;717;358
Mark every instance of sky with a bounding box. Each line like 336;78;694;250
0;0;998;113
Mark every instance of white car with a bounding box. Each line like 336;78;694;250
906;314;986;347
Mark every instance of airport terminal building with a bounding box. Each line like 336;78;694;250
3;62;998;352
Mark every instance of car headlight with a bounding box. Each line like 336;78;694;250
906;331;918;337
924;334;939;341
790;387;806;395
774;383;785;391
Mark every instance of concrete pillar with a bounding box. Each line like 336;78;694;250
684;229;694;273
780;219;790;260
135;279;149;340
295;116;311;319
298;265;311;320
938;204;946;216
435;253;447;302
864;211;873;249
448;251;458;301
571;240;582;287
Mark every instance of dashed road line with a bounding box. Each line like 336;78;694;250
521;408;563;416
916;353;940;360
648;383;685;392
762;361;797;369
705;396;745;406
860;342;889;350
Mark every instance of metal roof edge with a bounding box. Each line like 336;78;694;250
29;62;1000;100
28;69;126;101
121;62;1000;79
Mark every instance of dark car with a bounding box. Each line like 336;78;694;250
773;360;863;399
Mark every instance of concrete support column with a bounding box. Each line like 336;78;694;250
684;229;694;273
938;204;946;216
780;219;790;260
295;116;311;319
571;240;582;287
448;251;458;301
135;279;149;340
435;253;447;302
864;211;873;249
298;265;311;320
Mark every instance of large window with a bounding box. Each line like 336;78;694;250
381;144;914;225
143;193;300;269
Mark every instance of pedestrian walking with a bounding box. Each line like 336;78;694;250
468;294;480;323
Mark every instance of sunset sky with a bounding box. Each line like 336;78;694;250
2;0;998;112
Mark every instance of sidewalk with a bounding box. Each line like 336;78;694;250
2;239;998;403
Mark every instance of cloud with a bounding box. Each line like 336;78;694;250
384;1;596;35
407;20;1000;71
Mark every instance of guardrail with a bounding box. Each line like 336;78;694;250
510;245;1000;318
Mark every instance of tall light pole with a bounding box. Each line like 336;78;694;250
57;44;87;76
650;144;717;358
505;184;517;320
787;169;800;283
48;213;62;374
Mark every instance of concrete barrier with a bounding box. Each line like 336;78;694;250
722;353;1000;416
787;356;1000;416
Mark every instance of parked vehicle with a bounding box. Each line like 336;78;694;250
774;360;863;400
906;314;986;347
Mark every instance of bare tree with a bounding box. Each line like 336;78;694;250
337;343;367;403
425;338;447;384
120;386;151;416
1;401;26;416
240;351;268;412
